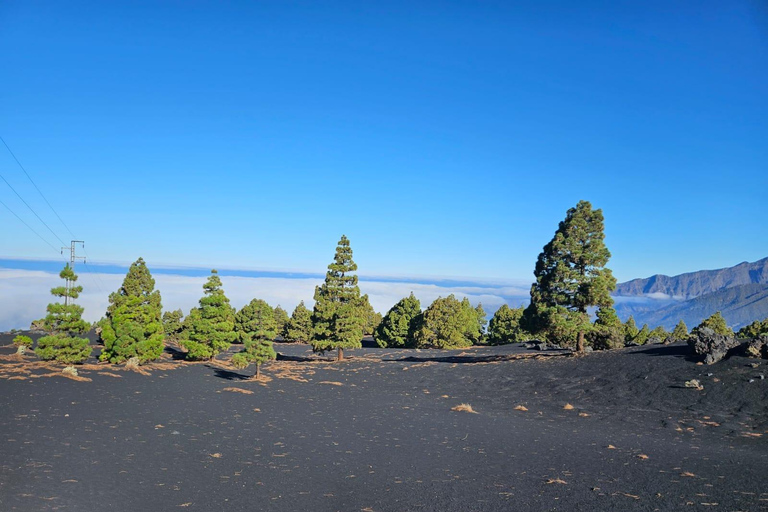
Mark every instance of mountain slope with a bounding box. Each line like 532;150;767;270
617;283;768;331
615;257;768;299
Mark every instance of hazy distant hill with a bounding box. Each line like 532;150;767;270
616;283;768;331
615;257;768;299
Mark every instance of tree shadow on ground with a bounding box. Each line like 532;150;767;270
210;367;252;381
276;353;335;363
384;352;570;364
637;343;699;362
164;344;188;361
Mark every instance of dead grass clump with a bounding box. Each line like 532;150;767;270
545;478;567;485
451;403;478;414
221;387;254;394
684;379;703;390
563;403;574;410
514;405;529;412
97;372;122;378
318;381;343;386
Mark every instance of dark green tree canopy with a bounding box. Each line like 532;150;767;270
283;301;313;343
624;315;639;342
737;317;768;338
359;294;382;335
374;293;422;348
311;235;365;360
235;299;276;344
181;270;237;360
99;258;165;364
414;295;482;349
670;320;689;341
35;263;92;364
163;309;184;339
522;200;616;351
273;305;289;336
487;304;531;345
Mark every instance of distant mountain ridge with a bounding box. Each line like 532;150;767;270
615;257;768;299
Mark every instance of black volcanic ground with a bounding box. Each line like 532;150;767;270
1;335;767;511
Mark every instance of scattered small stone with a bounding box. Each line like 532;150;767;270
684;379;703;390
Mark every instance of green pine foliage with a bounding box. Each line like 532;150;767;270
487;305;532;345
283;301;313;343
162;309;184;342
634;324;651;345
737;317;768;338
311;235;365;360
588;306;624;350
374;293;422;348
273;305;289;336
35;263;92;364
624;315;639;343
413;295;482;349
360;294;383;335
235;299;275;343
231;298;277;378
521;200;616;352
692;311;733;336
649;325;668;342
668;320;689;342
99;258;165;364
13;335;33;347
181;270;237;360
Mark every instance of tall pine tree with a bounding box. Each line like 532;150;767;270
35;263;92;364
522;200;616;352
99;258;165;364
311;235;364;361
374;293;422;348
181;270;237;360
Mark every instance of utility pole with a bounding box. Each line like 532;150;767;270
61;240;86;306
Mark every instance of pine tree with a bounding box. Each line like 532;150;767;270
692;311;733;336
624;315;639;343
634;324;651;345
273;305;289;336
669;320;689;341
413;295;480;349
374;293;422;348
283;301;313;343
235;299;275;343
521;200;616;352
35;263;92;364
737;318;768;338
162;309;184;343
488;305;532;345
181;270;237;360
231;299;277;379
99;258;165;364
588;306;624;350
311;235;365;361
359;294;382;335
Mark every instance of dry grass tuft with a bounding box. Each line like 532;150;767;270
680;471;696;477
563;403;574;410
451;403;477;414
514;405;529;412
607;444;617;450
318;381;343;386
637;454;649;460
545;478;567;485
578;412;590;417
97;371;122;378
209;453;222;458
221;387;254;394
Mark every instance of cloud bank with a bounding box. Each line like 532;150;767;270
0;267;531;332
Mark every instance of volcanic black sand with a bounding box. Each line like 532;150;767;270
1;334;767;511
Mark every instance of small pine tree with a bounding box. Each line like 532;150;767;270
99;258;165;364
359;294;383;335
488;304;532;345
283;301;313;343
162;309;184;343
589;306;625;350
311;235;365;361
231;299;277;379
181;270;237;360
624;315;639;343
13;334;33;347
737;317;768;338
35;264;92;364
634;324;651;345
273;305;289;336
692;311;733;336
648;325;668;343
374;293;422;348
670;320;688;341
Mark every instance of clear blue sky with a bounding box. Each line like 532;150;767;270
1;1;766;283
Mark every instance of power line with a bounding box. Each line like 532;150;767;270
0;135;78;240
0;197;64;258
0;170;68;247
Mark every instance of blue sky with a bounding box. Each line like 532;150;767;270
1;1;766;295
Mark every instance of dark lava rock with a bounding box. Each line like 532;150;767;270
688;327;741;365
746;335;768;359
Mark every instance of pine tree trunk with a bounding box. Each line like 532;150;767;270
338;347;343;362
255;364;260;380
577;330;585;353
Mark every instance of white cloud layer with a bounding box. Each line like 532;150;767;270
0;268;531;331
